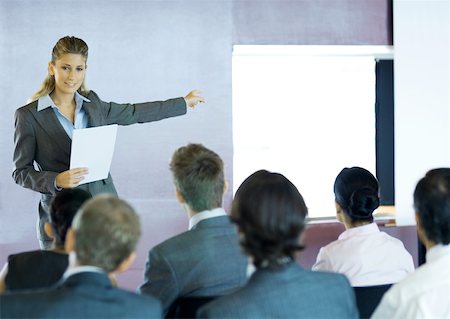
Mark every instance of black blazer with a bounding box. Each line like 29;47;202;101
1;271;162;318
12;90;187;209
5;250;68;292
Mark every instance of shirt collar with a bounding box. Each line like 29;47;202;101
426;244;450;263
63;265;105;280
37;91;90;112
188;207;227;230
338;222;379;240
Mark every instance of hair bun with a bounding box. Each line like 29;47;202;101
347;187;380;219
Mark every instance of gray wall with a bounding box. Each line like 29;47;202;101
0;0;391;291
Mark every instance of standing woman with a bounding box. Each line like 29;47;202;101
13;36;205;249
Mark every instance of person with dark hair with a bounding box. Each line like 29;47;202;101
139;143;248;314
0;195;162;318
312;167;414;286
373;168;450;318
198;170;358;318
12;35;205;249
0;189;91;293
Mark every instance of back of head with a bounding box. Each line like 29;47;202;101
170;143;224;212
71;195;141;273
334;167;380;223
414;168;450;245
232;170;308;269
49;189;92;248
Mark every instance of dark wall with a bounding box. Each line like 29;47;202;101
233;0;392;45
0;0;393;291
376;60;395;205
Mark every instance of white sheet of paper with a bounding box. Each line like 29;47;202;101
70;124;118;185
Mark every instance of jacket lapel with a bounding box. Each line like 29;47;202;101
30;106;71;157
83;94;102;127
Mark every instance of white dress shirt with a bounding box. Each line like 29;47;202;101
372;244;450;319
312;223;415;286
188;207;227;230
63;265;105;280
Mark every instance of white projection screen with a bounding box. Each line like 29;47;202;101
232;46;381;218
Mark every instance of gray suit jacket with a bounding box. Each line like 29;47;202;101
0;271;162;318
139;215;248;314
198;262;358;319
12;90;186;209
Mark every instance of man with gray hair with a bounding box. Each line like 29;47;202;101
139;143;248;314
1;196;162;318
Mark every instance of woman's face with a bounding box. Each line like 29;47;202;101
49;53;86;96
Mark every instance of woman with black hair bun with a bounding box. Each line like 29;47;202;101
312;167;414;286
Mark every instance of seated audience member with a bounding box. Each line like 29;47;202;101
139;143;248;314
198;170;358;318
373;168;450;319
0;189;91;293
312;167;414;286
0;196;162;318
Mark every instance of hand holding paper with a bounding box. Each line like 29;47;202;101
56;167;89;188
69;124;118;185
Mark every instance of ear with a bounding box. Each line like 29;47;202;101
44;222;54;239
48;61;55;76
335;202;345;223
175;189;185;204
64;228;76;253
114;252;136;274
223;181;229;195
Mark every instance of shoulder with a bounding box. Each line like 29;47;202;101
379;231;408;247
391;260;445;296
152;230;193;253
308;269;351;286
8;250;41;261
84;90;103;106
153;217;238;252
316;238;345;258
15;100;38;118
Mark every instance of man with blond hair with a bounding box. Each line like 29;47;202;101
139;143;248;314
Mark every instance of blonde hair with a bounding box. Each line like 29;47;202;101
29;36;90;103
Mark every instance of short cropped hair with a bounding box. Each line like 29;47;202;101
170;143;224;212
334;167;380;223
49;189;92;247
231;170;308;269
414;168;450;245
71;196;141;273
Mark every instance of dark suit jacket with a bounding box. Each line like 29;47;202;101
5;250;68;292
12;90;186;210
139;215;248;314
198;262;359;319
0;271;162;318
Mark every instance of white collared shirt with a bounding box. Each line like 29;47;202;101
37;92;90;139
372;244;450;319
63;265;105;280
188;207;227;230
312;223;415;286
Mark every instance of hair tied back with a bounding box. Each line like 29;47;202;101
347;187;380;219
